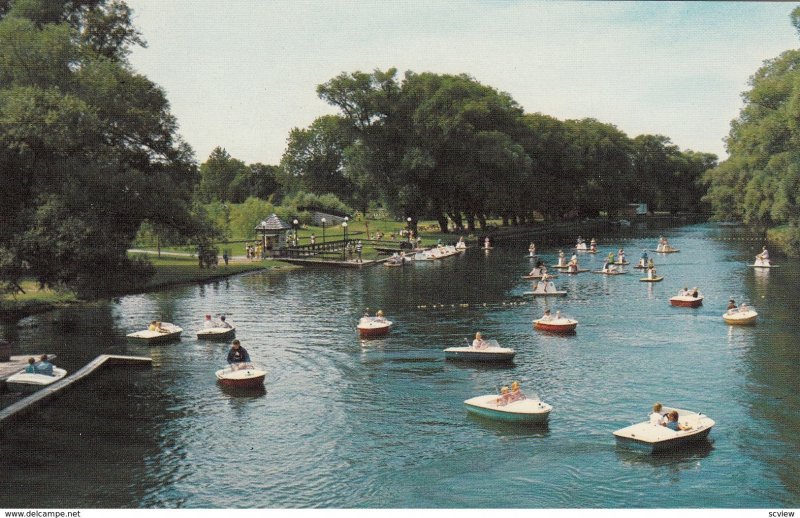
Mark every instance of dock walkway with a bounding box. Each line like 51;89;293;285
0;354;152;426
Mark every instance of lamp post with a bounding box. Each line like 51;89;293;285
259;220;267;258
321;217;326;243
293;219;299;247
342;221;348;260
407;217;412;243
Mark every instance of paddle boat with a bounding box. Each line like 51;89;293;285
443;338;515;363
751;247;777;268
197;326;236;340
455;238;467;251
6;367;67;393
669;290;703;308
640;275;663;282
723;305;758;325
215;363;266;388
522;268;558;280
563;267;589;274
127;322;183;343
525;279;567;297
464;391;552;424
613;406;714;453
592;268;627;275
551;250;568;268
533;312;578;334
575;237;588;252
483;237;492;250
357;311;392;338
652;237;680;253
527;242;537;258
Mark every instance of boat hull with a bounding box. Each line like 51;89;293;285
723;312;757;325
126;327;183;344
197;327;236;340
639;277;663;282
669;297;703;308
613;406;715;453
357;324;392;338
215;366;266;387
6;368;67;393
464;395;552;424
614;426;713;452
443;348;515;363
533;319;577;334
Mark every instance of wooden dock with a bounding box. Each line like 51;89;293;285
278;257;387;268
0;354;152;426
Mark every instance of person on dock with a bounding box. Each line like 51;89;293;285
226;339;251;368
35;355;54;376
356;241;363;263
219;315;233;329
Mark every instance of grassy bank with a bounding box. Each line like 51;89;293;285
1;257;294;320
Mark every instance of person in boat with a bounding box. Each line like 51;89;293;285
607;251;615;264
639;250;648;267
374;310;387;323
739;303;749;312
218;315;233;329
148;320;158;332
24;357;36;374
226;339;251;368
691;287;699;298
557;250;566;266
568;258;578;273
664;410;692;431
203;314;214;329
727;299;737;311
647;258;655;269
617;249;626;263
649;403;666;426
542;308;552;321
509;381;526;402
602;259;616;273
484;237;491;249
647;266;657;280
35;354;54;376
679;287;689;296
555;310;562;320
757;246;770;265
528;242;536;255
154;321;170;334
496;386;512;405
472;332;488;349
590;238;597;251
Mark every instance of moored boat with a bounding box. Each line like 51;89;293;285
464;394;552;424
6;367;67;393
443;339;515;362
215;363;266;388
533;316;578;334
639;276;663;282
723;307;758;325
613;406;714;453
127;323;183;343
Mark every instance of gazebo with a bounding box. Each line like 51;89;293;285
254;214;292;257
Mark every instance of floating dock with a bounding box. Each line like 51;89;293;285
0;354;152;426
277;257;387;268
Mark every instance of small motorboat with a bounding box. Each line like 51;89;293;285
521;273;558;280
551;263;570;269
464;394;552;424
455;241;467;251
591;269;627;275
197;326;236;340
6;367;67;393
669;295;703;308
639;276;663;282
443;339;515;362
751;258;778;268
613;406;714;452
723;307;758;325
614;261;630;266
533;316;578;334
215;364;266;388
651;246;680;253
357;315;393;338
127;323;183;343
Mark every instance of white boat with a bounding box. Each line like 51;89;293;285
613;406;715;452
652;245;680;253
215;363;266;388
197;326;236;339
455;241;467;251
126;323;183;343
591;269;628;275
464;394;552;424
6;367;68;393
443;339;515;362
524;281;567;296
723;307;758;325
751;257;778;268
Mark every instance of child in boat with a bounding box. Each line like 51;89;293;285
218;315;233;329
664;410;692;431
649;403;666;426
24;357;36;374
496;386;511;405
542;309;552;321
590;238;597;251
375;310;386;322
617;249;626;263
148;320;158;332
508;381;526;402
472;332;488;349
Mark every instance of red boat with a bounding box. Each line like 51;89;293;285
669;295;703;308
533;317;578;334
215;364;266;388
357;316;392;338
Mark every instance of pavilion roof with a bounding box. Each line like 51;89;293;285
255;214;291;231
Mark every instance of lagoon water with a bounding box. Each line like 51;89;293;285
1;223;799;508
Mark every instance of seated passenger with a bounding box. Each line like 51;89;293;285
24;357;36;374
496;386;511;405
541;309;552;321
472;332;488;349
727;299;737;311
203;314;214;329
218;315;233;329
375;310;386;322
691;287;699;298
148;320;158;332
649;403;666;426
664;410;691;431
35;354;54;376
509;381;526;402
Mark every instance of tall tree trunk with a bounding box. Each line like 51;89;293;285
436;213;449;233
466;213;476;232
478;214;487;229
501;215;509;227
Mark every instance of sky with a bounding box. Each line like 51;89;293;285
125;1;800;166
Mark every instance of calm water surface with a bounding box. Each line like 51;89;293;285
1;223;799;508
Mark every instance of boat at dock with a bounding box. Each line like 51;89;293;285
464;394;552;424
613;406;714;452
6;367;67;393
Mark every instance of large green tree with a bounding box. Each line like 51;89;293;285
0;0;201;296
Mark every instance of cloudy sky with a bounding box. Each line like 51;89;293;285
125;1;799;165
